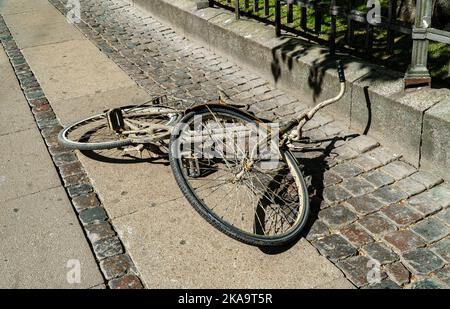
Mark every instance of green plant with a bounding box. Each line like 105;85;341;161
214;0;450;86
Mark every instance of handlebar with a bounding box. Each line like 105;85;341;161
283;60;347;140
336;60;346;83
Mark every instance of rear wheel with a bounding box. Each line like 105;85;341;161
58;105;179;151
169;106;310;247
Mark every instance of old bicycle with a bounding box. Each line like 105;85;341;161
58;61;347;247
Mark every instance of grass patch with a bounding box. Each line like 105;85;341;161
214;0;450;86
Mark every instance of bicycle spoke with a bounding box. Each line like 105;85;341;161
63;105;177;148
174;108;307;242
242;182;267;236
245;173;298;225
201;122;237;171
205;107;248;161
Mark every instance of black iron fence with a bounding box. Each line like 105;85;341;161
207;0;450;88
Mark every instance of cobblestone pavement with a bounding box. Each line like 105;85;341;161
46;0;450;288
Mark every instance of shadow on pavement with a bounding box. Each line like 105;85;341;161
80;147;170;165
258;133;359;255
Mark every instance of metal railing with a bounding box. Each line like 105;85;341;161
205;0;449;88
405;0;450;88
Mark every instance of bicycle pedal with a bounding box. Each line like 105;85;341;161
107;108;125;132
185;156;201;178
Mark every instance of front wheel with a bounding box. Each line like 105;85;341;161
169;106;310;247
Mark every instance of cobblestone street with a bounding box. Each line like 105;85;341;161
1;0;449;289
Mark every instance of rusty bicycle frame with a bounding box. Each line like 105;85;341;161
71;60;345;162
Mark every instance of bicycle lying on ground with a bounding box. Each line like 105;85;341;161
59;60;347;247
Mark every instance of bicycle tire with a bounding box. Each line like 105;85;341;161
169;106;310;247
59;105;178;151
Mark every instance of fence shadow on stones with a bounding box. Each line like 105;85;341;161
270;36;402;101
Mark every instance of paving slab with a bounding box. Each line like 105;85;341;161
0;0;53;15
52;86;152;125
0;45;36;135
3;8;85;49
0;35;103;288
78;155;184;219
0;128;61;202
113;197;347;288
0;186;104;288
313;277;356;289
21;39;136;102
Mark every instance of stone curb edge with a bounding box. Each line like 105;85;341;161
0;15;145;289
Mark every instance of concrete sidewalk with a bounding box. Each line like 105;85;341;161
0;0;354;288
0;32;103;288
39;0;450;289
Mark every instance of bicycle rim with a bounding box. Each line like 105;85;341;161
170;106;309;246
59;105;178;151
